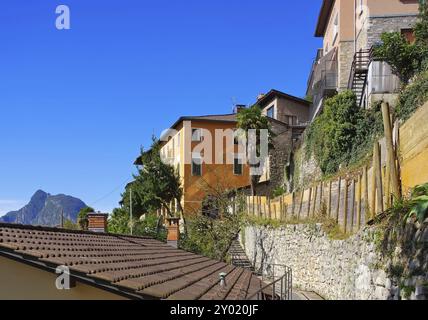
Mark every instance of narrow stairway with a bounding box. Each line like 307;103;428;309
228;239;254;271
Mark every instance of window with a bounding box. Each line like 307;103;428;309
284;115;297;125
233;155;243;175
192;128;202;142
266;106;275;118
401;29;416;44
191;153;202;176
234;130;239;145
333;13;339;44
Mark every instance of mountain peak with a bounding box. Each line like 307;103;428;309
0;190;87;226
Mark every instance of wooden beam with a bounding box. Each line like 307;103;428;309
312;185;318;217
363;165;369;223
373;141;384;215
357;173;362;230
382;102;401;200
343;180;349;233
307;187;312;218
336;178;341;223
351;179;356;232
328;180;332;218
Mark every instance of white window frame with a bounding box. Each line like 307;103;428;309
233;154;243;176
333;13;339;44
192;128;202;142
266;105;275;119
191;152;202;176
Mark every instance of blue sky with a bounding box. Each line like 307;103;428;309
0;0;322;215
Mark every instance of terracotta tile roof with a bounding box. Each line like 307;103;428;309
0;223;263;300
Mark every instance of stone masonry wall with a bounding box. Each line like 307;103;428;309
357;15;418;51
338;41;354;90
243;222;428;300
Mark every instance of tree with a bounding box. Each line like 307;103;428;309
236;105;274;196
63;219;79;230
77;206;94;230
108;208;132;234
133;138;183;217
374;32;424;83
374;1;428;83
117;138;183;221
179;192;246;261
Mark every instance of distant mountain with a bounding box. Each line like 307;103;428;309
0;190;87;226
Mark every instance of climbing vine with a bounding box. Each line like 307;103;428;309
305;91;383;175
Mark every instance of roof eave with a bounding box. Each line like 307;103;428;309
315;0;335;37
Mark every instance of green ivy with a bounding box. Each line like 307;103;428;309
395;70;428;121
306;91;383;175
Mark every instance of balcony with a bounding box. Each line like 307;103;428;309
306;48;338;120
348;48;401;108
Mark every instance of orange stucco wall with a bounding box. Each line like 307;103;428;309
161;119;251;215
182;120;250;214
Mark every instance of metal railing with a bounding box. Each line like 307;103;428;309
347;48;372;89
247;264;293;300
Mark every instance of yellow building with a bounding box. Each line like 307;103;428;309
158;113;251;214
308;0;420;117
154;90;310;214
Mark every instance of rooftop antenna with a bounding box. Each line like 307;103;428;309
231;97;237;113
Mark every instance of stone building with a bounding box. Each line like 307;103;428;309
307;0;420;118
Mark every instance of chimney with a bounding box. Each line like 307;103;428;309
233;104;246;114
257;93;265;101
87;213;108;233
166;217;180;248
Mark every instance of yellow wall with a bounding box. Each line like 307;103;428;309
162;119;251;214
0;256;126;300
182;120;250;214
323;0;354;52
400;101;428;192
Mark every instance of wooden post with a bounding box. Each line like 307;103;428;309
373;141;384;215
283;196;287;221
382;102;401;200
273;203;277;220
298;190;304;219
385;163;391;209
357;173;362;230
291;192;296;216
336;178;341;223
268;197;272;219
351;179;356;232
312;184;318;217
264;201;267;219
328;180;332;218
307;188;312;218
363;166;369;223
370;165;376;219
319;182;324;209
343;180;349;233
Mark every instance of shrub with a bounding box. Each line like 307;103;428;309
395;70;428;121
306;91;383;175
179;211;243;261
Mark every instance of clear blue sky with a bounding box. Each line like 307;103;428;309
0;0;322;215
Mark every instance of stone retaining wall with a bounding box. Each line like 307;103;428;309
243;222;428;300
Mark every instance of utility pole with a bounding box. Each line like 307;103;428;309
130;188;133;235
61;209;64;228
